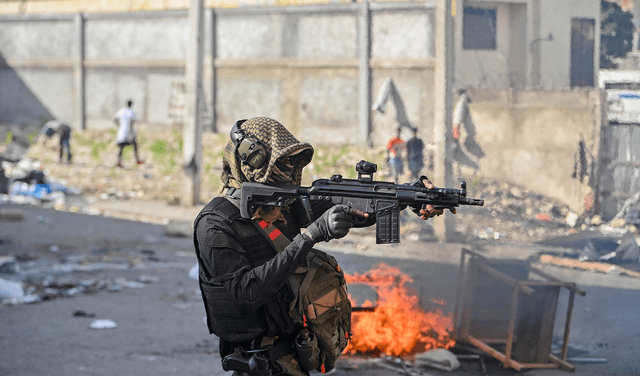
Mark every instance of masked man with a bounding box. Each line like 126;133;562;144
193;117;443;376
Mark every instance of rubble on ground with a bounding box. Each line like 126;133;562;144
454;179;640;246
0;249;194;307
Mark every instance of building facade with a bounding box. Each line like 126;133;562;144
455;0;600;91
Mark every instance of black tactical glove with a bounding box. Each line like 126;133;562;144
305;204;355;242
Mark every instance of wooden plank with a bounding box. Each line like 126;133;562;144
539;255;640;278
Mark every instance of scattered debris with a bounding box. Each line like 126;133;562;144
0;278;40;305
373;356;427;376
73;310;96;318
612;191;640;223
0;254;185;306
566;357;608;364
539;255;640;278
189;264;199;281
617;237;640;262
138;275;160;284
0;142;81;210
371;355;463;376
591;215;604;226
89;319;117;329
0;256;19;273
414;349;460;371
0;278;25;301
546;232;640;266
536;213;552;221
114;278;145;289
566;212;579;227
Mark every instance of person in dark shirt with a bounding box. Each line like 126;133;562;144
406;127;424;181
39;120;72;163
193;117;444;376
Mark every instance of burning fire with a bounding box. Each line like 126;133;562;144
345;262;455;356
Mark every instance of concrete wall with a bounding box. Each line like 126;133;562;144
0;0;353;14
0;4;437;145
0;0;601;94
466;88;603;213
0;3;607;214
0;18;78;125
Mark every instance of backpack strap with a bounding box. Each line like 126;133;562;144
287;251;326;327
298;253;324;299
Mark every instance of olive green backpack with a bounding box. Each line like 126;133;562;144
287;250;352;374
251;218;352;374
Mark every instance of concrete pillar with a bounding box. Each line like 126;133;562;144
74;13;85;130
433;0;455;242
205;8;217;133
183;0;205;206
529;0;542;88
358;0;372;147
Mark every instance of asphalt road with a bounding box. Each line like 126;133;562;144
1;204;639;376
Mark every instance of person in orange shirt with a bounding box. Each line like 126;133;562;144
386;127;405;183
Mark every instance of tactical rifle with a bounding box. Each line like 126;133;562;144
240;160;484;244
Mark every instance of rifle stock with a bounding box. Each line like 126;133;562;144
240;160;484;244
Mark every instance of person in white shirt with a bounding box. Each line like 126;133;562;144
452;89;483;177
113;99;142;168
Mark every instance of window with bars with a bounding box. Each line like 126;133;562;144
463;7;497;50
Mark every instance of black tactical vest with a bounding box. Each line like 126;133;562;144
193;197;298;343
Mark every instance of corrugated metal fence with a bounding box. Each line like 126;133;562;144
599;123;640;220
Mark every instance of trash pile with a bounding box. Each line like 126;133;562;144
1;137;80;207
534;194;640;275
577;234;640;264
611;191;640;227
454;179;577;243
370;350;461;375
458;179;640;245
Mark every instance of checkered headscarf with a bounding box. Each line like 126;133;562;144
222;117;314;189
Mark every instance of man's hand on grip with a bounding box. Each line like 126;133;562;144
305;204;368;242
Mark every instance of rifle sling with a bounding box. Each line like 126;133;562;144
251;215;325;326
251;218;292;254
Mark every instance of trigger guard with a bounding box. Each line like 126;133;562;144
352;216;369;226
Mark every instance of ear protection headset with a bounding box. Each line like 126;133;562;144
230;119;268;169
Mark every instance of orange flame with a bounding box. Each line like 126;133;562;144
345;263;455;356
